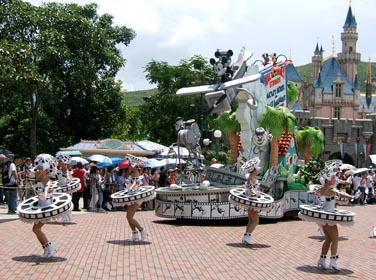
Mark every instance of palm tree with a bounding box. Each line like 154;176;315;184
260;106;296;167
296;126;325;163
213;110;241;163
287;81;298;105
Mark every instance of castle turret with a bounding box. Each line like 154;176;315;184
337;4;361;83
312;43;322;81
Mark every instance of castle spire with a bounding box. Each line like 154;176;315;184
331;35;336;57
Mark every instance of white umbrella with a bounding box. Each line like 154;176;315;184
88;154;112;164
340;163;356;171
70;157;89;166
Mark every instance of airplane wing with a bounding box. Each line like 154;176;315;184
216;73;260;90
176;74;260;96
176;84;218;96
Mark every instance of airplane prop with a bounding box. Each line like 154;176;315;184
176;47;260;114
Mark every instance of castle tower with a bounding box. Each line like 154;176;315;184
311;43;322;81
337;3;361;84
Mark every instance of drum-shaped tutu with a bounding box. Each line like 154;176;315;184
111;186;156;206
17;192;73;224
53;178;81;194
228;187;274;211
298;204;355;227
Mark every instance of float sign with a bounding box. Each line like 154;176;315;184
261;63;287;107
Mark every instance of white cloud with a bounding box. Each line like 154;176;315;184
24;0;376;90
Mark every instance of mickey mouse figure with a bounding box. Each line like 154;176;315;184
209;49;234;83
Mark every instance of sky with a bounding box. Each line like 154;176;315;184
27;0;376;91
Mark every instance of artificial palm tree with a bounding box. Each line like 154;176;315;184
287;81;298;105
260;106;297;167
213;110;241;163
296;126;325;163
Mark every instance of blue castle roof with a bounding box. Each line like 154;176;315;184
313;57;354;95
286;63;303;82
344;6;357;28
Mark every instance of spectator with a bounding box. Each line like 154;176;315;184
158;166;167;187
103;166;117;211
88;165;99;211
83;164;91;209
0;162;5;204
7;155;22;214
167;168;178;185
151;168;160;188
71;161;86;211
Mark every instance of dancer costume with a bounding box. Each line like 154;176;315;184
55;154;81;194
299;163;356;226
111;160;156;207
229;157;274;211
17;154;73;224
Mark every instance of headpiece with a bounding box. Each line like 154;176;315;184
317;160;342;181
34;153;57;177
56;154;71;164
241;157;261;173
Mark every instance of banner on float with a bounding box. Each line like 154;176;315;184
260;62;287;108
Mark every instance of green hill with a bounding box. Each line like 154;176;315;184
124;61;375;107
295;60;376;92
124;88;158;106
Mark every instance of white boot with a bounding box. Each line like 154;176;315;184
242;232;254;245
140;228;148;241
129;231;139;242
317;255;327;269
41;243;49;258
42;242;57;258
328;255;340;271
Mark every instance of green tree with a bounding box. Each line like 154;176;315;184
142;55;215;145
0;1;135;156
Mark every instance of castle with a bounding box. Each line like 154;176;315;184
292;4;375;167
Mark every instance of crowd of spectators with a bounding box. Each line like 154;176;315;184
0;154;198;213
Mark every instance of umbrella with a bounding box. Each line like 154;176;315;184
88;154;112;164
0;149;13;157
0;154;7;160
352;167;369;175
340;163;356;171
56;150;82;157
97;162;113;167
70;157;89;166
118;159;130;169
144;159;166;168
110;157;123;165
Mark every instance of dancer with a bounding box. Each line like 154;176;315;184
17;154;73;258
111;160;156;242
228;157;273;245
56;154;72;186
299;163;355;271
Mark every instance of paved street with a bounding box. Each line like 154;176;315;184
0;203;375;280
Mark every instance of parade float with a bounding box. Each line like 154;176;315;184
155;47;320;220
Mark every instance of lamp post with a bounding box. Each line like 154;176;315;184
214;130;222;160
